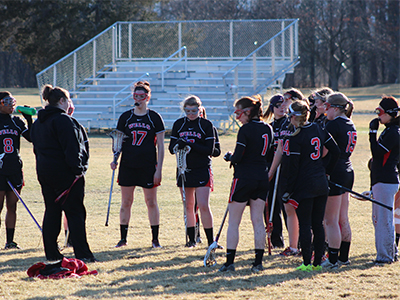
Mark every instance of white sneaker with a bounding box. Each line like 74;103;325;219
321;259;339;269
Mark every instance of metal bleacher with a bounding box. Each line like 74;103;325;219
36;20;299;130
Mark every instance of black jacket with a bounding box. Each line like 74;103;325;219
31;106;88;180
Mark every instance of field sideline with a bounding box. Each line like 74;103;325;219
0;84;399;299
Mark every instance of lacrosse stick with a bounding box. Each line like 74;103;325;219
173;144;191;244
105;129;128;226
7;180;42;232
204;205;229;267
329;180;392;211
266;165;281;255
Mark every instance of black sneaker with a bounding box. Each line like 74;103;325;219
115;239;127;248
152;240;162;248
4;241;20;250
79;257;99;263
185;241;196;248
251;263;264;272
219;263;235;272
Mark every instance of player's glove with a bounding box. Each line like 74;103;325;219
369;118;379;133
177;138;187;149
223;151;233;162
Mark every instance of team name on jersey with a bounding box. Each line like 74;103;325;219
0;129;18;136
179;131;201;139
279;129;292;137
128;123;151;130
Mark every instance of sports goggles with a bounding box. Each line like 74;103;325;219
133;91;148;101
324;103;345;110
287;105;303;118
184;107;199;114
375;106;400;116
234;108;250;119
1;96;16;107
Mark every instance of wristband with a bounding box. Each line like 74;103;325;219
369;130;377;134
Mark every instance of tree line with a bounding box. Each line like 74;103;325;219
0;0;398;90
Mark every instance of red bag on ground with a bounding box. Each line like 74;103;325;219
27;257;98;279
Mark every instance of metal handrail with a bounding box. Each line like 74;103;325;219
222;20;298;99
161;46;187;90
112;73;150;121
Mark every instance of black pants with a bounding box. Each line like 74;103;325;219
38;174;94;261
295;194;327;266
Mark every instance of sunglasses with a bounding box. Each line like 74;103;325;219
184;107;199;114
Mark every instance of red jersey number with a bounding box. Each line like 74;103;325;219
261;133;269;156
3;138;14;153
345;131;357;154
131;131;147;146
310;137;321;160
282;139;290;156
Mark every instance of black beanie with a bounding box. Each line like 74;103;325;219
379;96;399;117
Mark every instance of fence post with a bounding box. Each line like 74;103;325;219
112;26;116;66
53;65;57;86
129;23;132;60
178;22;182;58
118;23;121;59
272;39;275;76
281;21;285;58
290;25;294;61
252;52;257;91
230;21;233;59
93;39;97;79
73;52;77;90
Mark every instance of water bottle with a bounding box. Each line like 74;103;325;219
15;106;37;116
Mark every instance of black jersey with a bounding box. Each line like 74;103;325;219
314;113;327;128
117;109;165;169
169;116;215;169
230;119;274;179
281;123;339;200
370;120;400;186
0;113;30;175
266;116;288;164
325;116;357;167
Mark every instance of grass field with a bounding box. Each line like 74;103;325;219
0;84;399;299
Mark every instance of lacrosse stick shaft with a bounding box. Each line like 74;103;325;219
105;168;115;226
329;180;393;211
264;191;272;255
182;179;188;244
7;180;42;232
214;205;229;243
269;165;280;223
63;229;70;249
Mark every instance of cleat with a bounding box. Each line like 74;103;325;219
296;263;312;272
321;259;339;269
79;257;99;263
115;239;127;248
312;265;322;271
251;263;264;272
279;247;300;257
4;241;20;250
219;263;235;272
185;241;196;248
338;259;351;266
152;240;162;248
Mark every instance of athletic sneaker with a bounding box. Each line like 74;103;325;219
216;243;224;250
296;263;312;272
196;236;202;244
251;263;264;272
338;259;351;266
4;241;20;250
79;257;99;263
312;265;322;271
185;241;196;248
219;263;235;272
115;239;127;248
321;259;339;269
279;247;300;256
152;240;162;248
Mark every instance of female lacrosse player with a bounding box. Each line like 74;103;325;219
369;96;399;264
309;87;334;128
31;84;95;262
268;89;306;257
263;94;287;249
111;81;165;249
0;91;32;249
322;92;356;269
169;95;215;248
220;95;274;272
281;100;339;271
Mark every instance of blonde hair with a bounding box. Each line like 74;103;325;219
326;92;354;118
289;100;310;127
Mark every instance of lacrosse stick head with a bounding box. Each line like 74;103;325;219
109;130;128;155
204;241;218;267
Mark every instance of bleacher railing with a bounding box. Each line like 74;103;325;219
36;19;298;98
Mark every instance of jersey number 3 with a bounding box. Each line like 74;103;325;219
310;137;321;160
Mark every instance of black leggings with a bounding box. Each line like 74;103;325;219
295;194;327;266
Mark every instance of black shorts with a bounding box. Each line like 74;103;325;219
0;170;24;191
229;177;269;203
118;164;157;189
177;167;213;188
329;166;354;196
